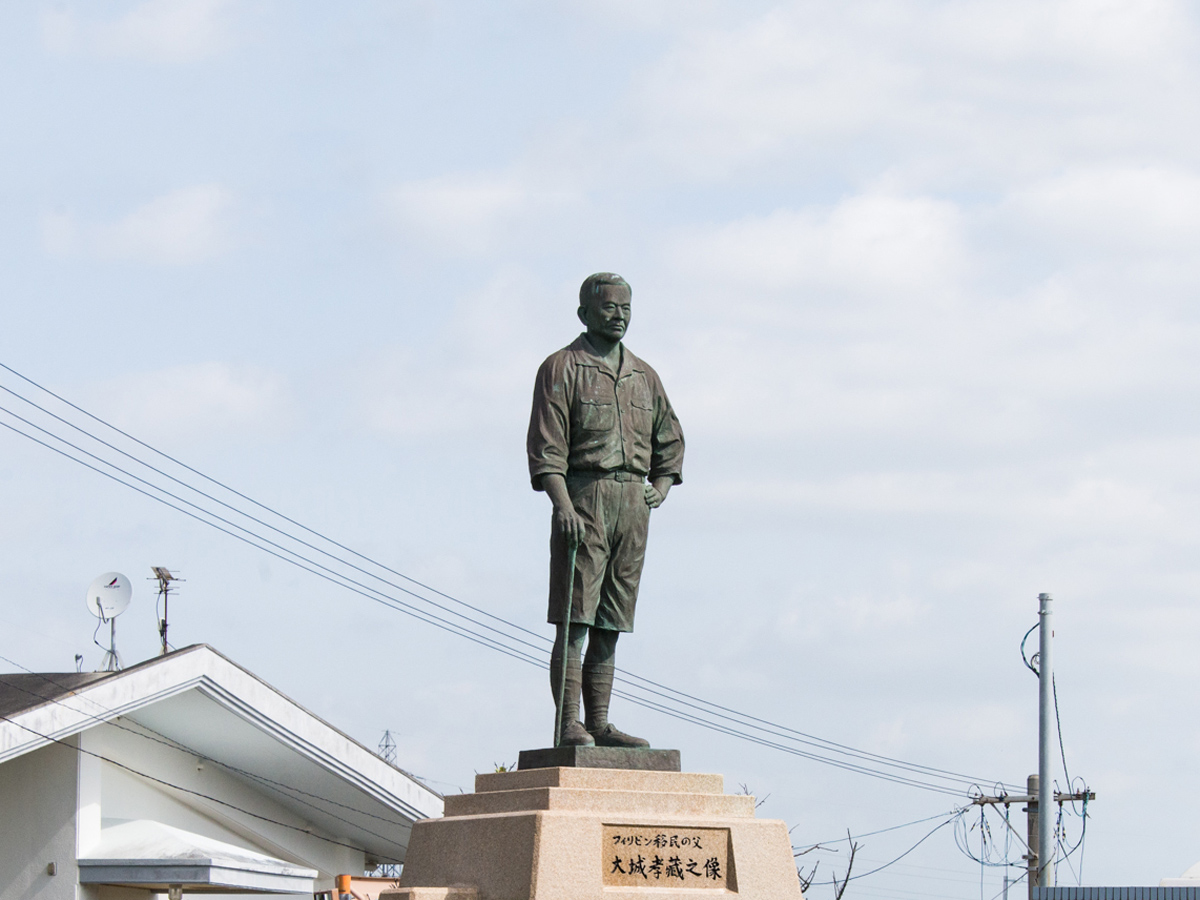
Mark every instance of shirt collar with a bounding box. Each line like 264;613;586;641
568;333;644;379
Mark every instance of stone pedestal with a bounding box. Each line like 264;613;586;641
390;764;804;900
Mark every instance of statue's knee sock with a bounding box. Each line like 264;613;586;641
582;662;615;732
550;645;584;723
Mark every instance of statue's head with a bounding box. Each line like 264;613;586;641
577;273;632;343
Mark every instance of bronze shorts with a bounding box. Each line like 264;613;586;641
547;473;650;633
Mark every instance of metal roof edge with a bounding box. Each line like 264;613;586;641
0;644;442;821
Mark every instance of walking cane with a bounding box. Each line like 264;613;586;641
553;535;580;748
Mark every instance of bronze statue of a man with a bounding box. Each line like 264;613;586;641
527;273;685;747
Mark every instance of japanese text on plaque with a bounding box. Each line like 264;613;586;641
602;826;730;889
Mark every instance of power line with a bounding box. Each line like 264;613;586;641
807;811;964;886
0;400;548;660
798;809;963;849
0;361;1019;796
0;414;545;668
3;651;1017;899
0;707;398;862
0;401;991;797
0;651;423;835
0;363;544;644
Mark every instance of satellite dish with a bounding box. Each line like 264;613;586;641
86;572;132;620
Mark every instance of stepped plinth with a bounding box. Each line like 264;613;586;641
389;755;804;900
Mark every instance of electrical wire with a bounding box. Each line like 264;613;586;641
0;365;545;644
3;621;1056;898
1;647;1008;893
1053;674;1073;799
0;371;1014;790
953;808;1025;869
0;651;426;833
0;401;550;661
0;414;548;668
0;404;1005;797
0;370;1021;792
987;869;1027;900
797;809;962;850
0;708;401;863
806;811;963;886
0;362;1023;796
1020;622;1039;676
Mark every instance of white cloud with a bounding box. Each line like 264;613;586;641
612;0;1200;186
671;193;968;297
41;185;234;265
1005;166;1200;252
353;269;556;439
41;0;234;63
932;0;1192;66
92;362;292;442
630;7;901;176
707;470;1173;537
386;174;581;257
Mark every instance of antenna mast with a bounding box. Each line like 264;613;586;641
151;567;183;655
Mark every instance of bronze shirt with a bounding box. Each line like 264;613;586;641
527;335;685;490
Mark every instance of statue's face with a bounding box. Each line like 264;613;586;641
578;284;632;343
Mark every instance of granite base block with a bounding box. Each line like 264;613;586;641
518;746;681;771
397;765;804;900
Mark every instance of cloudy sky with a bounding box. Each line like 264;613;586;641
4;1;1200;896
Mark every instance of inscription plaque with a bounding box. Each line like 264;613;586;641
602;825;732;890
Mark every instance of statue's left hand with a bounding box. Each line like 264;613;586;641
644;479;671;509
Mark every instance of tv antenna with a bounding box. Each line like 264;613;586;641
150;567;183;656
86;572;132;672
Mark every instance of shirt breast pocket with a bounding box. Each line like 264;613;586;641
625;375;654;424
578;399;616;432
575;370;616;433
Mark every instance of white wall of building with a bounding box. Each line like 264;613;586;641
87;722;365;886
0;739;78;900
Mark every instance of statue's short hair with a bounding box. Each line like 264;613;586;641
579;272;631;305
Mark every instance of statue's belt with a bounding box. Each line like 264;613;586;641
566;470;645;483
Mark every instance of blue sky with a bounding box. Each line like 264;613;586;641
4;1;1200;895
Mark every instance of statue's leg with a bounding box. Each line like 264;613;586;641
584;628;649;748
582;627;618;732
551;623;593;745
583;479;651;748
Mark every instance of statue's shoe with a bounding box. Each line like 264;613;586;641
560;719;596;746
589;723;650;748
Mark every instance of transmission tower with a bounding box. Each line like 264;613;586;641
369;730;402;878
379;729;397;764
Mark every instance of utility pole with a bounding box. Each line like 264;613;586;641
969;592;1094;900
1037;593;1053;891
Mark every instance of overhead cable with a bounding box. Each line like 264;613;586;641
0;361;1020;796
0;708;398;862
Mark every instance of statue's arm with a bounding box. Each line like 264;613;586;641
646;369;684;499
527;355;572;490
540;473;586;545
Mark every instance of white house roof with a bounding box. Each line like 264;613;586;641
1161;860;1200;887
0;644;442;866
79;819;318;893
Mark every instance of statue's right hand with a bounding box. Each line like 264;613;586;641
553;504;586;548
